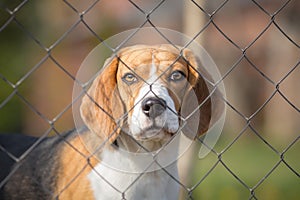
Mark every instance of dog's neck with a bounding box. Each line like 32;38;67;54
80;129;179;163
81;129;181;177
106;131;181;174
115;131;172;153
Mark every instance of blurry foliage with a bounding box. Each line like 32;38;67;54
192;137;300;199
0;1;120;133
0;1;41;133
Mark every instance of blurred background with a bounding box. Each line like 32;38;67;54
0;0;299;199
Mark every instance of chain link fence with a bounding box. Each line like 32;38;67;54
0;0;299;199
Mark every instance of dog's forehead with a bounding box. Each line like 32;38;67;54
117;48;186;76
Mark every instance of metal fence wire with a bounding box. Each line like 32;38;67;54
0;0;299;199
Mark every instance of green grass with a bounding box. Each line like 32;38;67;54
189;135;299;200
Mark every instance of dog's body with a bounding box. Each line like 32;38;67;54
1;133;69;199
1;45;223;200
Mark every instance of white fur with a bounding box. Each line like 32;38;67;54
88;148;180;200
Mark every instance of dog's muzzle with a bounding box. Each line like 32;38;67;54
142;97;167;119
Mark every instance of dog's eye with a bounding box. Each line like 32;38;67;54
122;73;138;85
169;70;186;82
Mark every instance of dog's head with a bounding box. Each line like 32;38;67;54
80;44;224;150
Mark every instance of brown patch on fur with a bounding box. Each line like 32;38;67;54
80;57;124;144
55;134;99;199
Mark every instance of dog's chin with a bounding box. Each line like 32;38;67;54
135;126;175;142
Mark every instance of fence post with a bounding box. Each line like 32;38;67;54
179;0;207;198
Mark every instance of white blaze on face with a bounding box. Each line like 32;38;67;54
129;56;179;139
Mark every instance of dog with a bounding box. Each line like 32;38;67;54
1;44;223;200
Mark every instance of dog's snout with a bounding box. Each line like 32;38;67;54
142;97;167;119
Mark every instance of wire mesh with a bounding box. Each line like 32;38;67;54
0;0;299;199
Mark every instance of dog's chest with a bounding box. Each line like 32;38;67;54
87;149;179;200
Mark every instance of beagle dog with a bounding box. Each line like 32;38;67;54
2;44;223;200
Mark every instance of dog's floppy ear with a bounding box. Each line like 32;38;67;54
80;55;124;144
181;49;224;140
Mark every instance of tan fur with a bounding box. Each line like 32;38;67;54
80;57;124;143
181;48;212;138
55;134;99;199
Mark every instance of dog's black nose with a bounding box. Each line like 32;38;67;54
142;97;167;119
